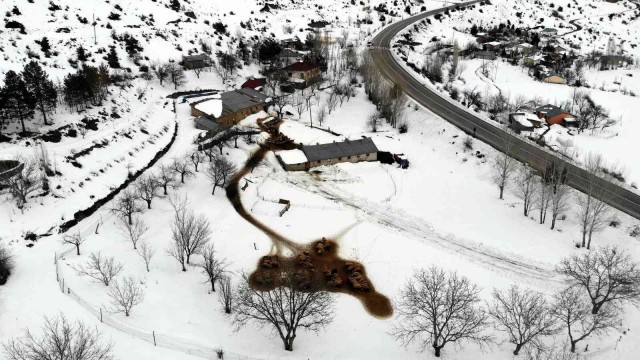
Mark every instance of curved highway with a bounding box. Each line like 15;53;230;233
371;0;640;220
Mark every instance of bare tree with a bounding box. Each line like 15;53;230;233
156;164;176;195
514;165;539;217
392;267;491;358
111;189;143;225
204;156;237;195
153;62;170;86
134;174;159;209
552;287;620;352
200;243;228;292
488;285;558;355
550;183;571;230
557;246;640;314
218;275;234;314
190;151;205;172
136;240;155;272
118;216;148;250
233;272;335;351
171;156;194;184
490;131;517;200
536;182;552;224
368;111;381;132
576;154;612;249
523;341;575;360
168;196;211;266
2;314;112;360
326;90;338;114
108;276;144;317
316;106;327;127
166;236;186;272
167;62;186;90
61;231;86;256
2;158;42;208
75;252;123;286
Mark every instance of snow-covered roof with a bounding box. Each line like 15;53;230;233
194;98;223;118
276;149;308;164
517;43;534;48
511;114;534;128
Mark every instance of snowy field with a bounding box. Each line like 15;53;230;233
1;1;640;360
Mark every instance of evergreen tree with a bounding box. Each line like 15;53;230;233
2;71;35;133
170;0;181;12
106;47;120;68
258;38;281;64
77;45;88;62
40;37;51;55
0;88;8;137
22;61;57;126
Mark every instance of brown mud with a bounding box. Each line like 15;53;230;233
224;121;393;318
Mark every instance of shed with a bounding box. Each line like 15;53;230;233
191;88;270;127
182;54;212;69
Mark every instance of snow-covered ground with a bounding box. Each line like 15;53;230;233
2;1;640;360
395;0;640;185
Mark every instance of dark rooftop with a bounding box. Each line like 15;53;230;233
302;138;378;162
535;104;570;118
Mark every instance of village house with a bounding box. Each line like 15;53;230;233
278;48;304;65
523;54;544;66
600;54;626;69
542;72;567;84
182;54;212;69
276;138;379;171
473;51;497;60
539;28;558;37
240;77;266;90
190;88;270;127
282;61;322;88
514;43;535;56
535;104;579;127
483;41;502;52
508;112;543;134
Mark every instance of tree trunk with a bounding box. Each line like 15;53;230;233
499;185;504;200
163;184;168;195
587;230;593;250
551;215;557;230
211;279;216;292
76;244;80;256
40;101;50;125
581;231;587;248
128;212;133;225
146;200;152;209
433;345;442;357
513;343;523;355
181;262;186;272
212;185;217;195
181;173;185;183
284;336;294;351
570;340;577;353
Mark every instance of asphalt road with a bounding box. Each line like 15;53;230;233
371;0;640;220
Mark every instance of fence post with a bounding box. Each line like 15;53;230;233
152;331;157;346
100;308;103;322
62;279;65;293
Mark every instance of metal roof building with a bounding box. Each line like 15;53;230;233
302;138;378;162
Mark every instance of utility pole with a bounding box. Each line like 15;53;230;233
92;13;97;45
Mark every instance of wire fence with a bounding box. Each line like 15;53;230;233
54;215;255;360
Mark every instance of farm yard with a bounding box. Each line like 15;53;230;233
1;1;640;360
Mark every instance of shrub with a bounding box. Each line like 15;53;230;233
0;243;14;286
399;122;409;134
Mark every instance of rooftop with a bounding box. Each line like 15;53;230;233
276;149;308;165
535;104;570;118
283;61;320;72
302;138;378;162
183;54;211;61
193;88;269;118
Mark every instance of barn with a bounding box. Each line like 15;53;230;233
276;138;379;171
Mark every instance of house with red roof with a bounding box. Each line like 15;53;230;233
282;61;321;88
240;77;266;90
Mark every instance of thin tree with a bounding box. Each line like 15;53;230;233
514;165;539;217
488;285;559;355
557;246;640;314
576;153;612;249
2;158;42;208
218;275;233;314
111;189;143;225
156;164;176;195
200;243;228;292
490;130;517;200
108;276;145;317
205;156;237;195
169;196;211;265
536;181;552;224
166;236;187;272
190;151;205;172
134;174;159;209
2;314;113;360
550;183;571;230
61;231;86;256
233;272;335;351
168;63;186;90
171;156;194;184
153;62;170;85
75;252;123;286
117;216;148;250
552;287;620;352
136;240;155;272
392;267;491;358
